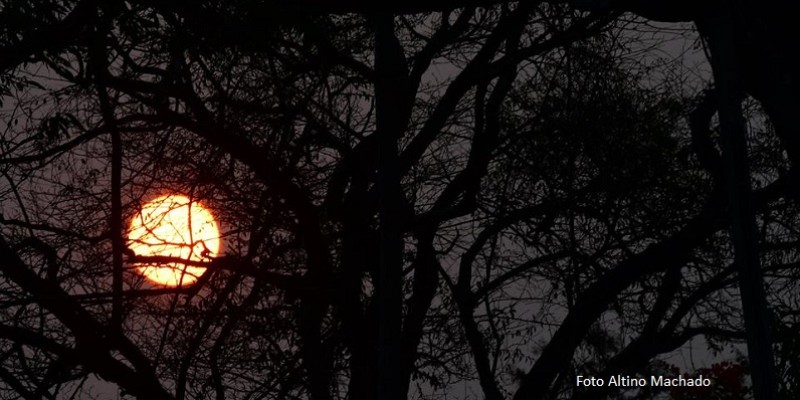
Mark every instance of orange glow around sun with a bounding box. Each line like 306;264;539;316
127;194;221;287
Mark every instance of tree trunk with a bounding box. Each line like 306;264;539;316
697;3;777;399
374;14;413;400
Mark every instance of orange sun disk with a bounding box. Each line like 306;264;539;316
127;194;221;287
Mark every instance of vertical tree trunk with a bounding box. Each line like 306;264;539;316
698;4;777;399
374;14;411;400
88;13;124;332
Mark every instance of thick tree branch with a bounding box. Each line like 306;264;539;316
0;0;97;73
513;190;727;400
0;236;174;400
400;233;440;393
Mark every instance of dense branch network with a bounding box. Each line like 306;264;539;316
0;1;799;400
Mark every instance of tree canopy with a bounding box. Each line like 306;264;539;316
1;1;799;400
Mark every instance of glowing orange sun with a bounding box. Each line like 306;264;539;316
127;194;220;287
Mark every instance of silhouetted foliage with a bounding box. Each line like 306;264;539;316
1;1;800;400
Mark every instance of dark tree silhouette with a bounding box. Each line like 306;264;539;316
1;1;800;400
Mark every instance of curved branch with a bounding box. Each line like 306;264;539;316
0;236;174;400
0;0;97;73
